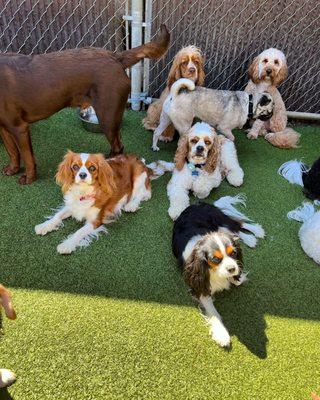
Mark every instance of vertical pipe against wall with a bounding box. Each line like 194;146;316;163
131;0;143;110
142;0;152;109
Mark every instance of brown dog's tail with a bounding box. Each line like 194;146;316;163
0;284;17;320
116;24;170;69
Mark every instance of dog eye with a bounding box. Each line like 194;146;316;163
209;256;222;265
205;140;211;146
190;139;198;144
72;164;80;171
263;58;268;63
274;59;279;65
88;166;96;172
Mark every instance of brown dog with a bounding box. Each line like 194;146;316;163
0;284;17;389
0;25;170;184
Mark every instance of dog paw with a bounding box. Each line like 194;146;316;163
35;222;54;235
247;131;258;140
57;241;74;254
2;165;20;176
19;174;36;185
0;369;17;388
209;318;231;348
124;201;140;212
151;145;160;152
227;170;244;187
168;206;182;221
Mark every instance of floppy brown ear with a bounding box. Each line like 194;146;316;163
184;249;210;298
167;57;182;88
55;150;75;193
204;133;220;174
0;285;17;320
96;154;116;196
248;56;260;83
196;55;206;86
174;136;189;171
273;60;288;86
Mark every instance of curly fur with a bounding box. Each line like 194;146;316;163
245;48;300;148
167;122;244;220
142;45;205;141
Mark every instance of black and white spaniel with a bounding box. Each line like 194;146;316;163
172;195;264;347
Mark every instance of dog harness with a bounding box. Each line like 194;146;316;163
247;94;253;119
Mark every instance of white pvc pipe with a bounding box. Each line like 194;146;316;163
287;111;320;121
131;0;143;111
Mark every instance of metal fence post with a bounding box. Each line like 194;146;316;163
130;0;143;111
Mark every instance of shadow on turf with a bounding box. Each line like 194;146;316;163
0;388;14;400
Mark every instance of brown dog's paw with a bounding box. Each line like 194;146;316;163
2;165;20;176
18;174;36;185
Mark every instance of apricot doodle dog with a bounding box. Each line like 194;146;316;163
0;25;169;185
245;48;300;148
142;45;205;141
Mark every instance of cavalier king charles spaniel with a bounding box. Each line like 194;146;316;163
172;196;264;347
167;122;244;220
35;152;171;254
0;284;17;388
245;48;300;148
142;45;205;142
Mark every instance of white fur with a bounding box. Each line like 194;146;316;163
278;160;304;186
239;232;257;248
288;202;320;264
0;369;16;388
167;123;243;220
124;172;151;212
182;235;202;260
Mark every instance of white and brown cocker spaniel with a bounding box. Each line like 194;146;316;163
245;48;300;148
142;45;205;142
167;122;244;220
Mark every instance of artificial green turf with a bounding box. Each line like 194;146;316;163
0;110;320;400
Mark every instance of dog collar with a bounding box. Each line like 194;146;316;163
187;162;205;176
247;94;253;119
79;194;96;201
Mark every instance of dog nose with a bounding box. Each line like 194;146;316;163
266;68;272;75
189;67;196;73
228;266;236;274
196;145;204;153
79;172;87;179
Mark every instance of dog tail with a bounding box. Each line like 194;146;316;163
278;159;308;186
287;202;316;223
116;25;170;69
214;194;265;248
0;284;17;320
265;128;300;149
170;78;196;99
146;160;175;180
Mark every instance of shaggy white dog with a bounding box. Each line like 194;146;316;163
287;202;320;265
167;122;244;220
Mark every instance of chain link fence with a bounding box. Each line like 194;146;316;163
148;0;320;113
0;0;128;54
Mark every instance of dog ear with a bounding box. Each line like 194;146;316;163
174;136;189;171
196;55;206;86
273;60;288;86
204;132;220;174
0;285;17;320
248;56;260;83
184;249;210;298
96;154;116;196
167;58;182;88
55;150;75;193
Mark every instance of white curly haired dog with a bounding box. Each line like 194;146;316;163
287;202;320;265
167;122;244;220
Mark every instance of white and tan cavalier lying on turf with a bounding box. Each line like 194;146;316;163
35;152;172;254
167;122;244;220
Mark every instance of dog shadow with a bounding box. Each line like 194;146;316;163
0;388;14;400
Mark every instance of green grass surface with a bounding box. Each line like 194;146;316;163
1;109;320;400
